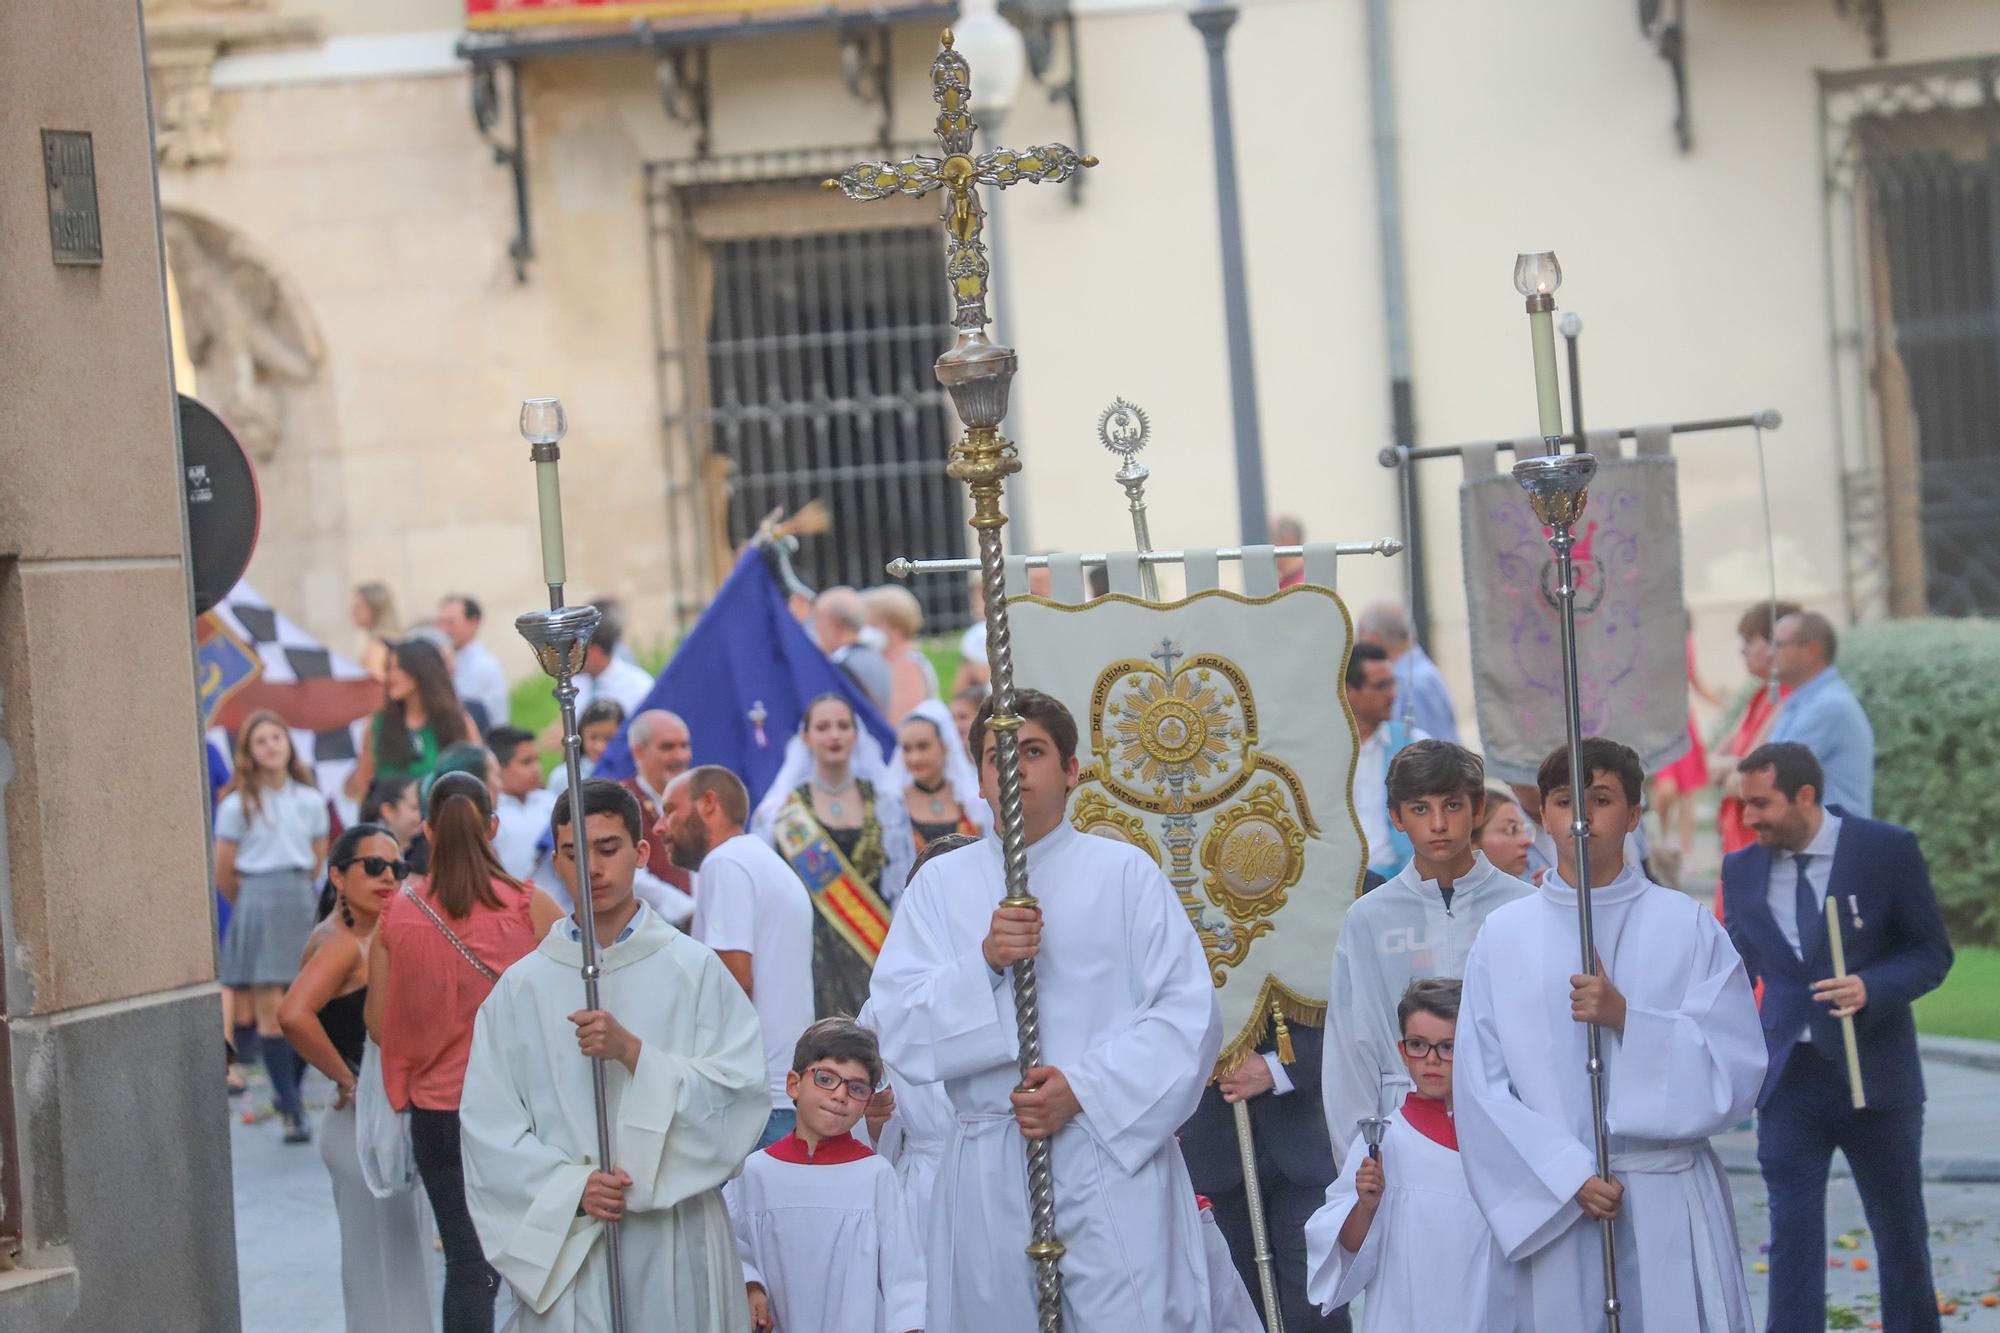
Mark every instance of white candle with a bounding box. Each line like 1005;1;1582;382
520;397;569;588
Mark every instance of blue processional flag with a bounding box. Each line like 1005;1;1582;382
592;547;895;803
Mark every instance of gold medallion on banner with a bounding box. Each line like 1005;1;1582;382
1199;782;1306;924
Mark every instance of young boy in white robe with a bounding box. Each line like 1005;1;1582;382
1323;740;1534;1160
1455;738;1766;1332
1304;977;1511;1331
868;690;1225;1332
726;1017;926;1333
460;779;772;1331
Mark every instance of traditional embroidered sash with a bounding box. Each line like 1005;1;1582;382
773;792;894;966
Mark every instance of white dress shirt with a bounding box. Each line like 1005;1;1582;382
493;788;556;880
1352;723;1427;869
1765;810;1843;1042
578;655;655;716
452;638;511;732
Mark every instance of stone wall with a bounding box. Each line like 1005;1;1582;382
0;0;238;1326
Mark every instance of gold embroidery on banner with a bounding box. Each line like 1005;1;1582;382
1069;788;1161;863
1200;782;1306;924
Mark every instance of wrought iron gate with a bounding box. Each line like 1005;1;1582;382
647;146;971;633
1822;55;2000;619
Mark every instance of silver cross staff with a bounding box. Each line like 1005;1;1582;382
513;396;628;1333
1098;398;1160;601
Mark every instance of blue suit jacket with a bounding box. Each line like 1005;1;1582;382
1179;1022;1337;1194
1721;809;1952;1109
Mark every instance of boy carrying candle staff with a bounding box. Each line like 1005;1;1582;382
1303;978;1511;1331
1454;738;1766;1331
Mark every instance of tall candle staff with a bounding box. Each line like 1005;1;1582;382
1510;252;1621;1332
512;396;628;1333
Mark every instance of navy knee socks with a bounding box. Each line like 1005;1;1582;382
260;1033;303;1123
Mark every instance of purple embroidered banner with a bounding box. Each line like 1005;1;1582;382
1460;443;1690;785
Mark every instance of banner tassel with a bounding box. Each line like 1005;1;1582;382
1271;1002;1295;1065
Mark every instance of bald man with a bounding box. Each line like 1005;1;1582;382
1769;611;1876;817
621;709;697;918
1356;600;1459;744
813;586;893;715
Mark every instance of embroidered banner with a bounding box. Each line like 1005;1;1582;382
1460;436;1691;785
1009;584;1364;1075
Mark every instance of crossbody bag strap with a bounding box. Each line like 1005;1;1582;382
401;884;501;984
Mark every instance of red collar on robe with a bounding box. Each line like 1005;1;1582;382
764;1130;874;1165
1401;1093;1458;1151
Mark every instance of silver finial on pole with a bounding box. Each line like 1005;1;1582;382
1512;449;1621;1331
1097;398;1160;601
511;396;629;1333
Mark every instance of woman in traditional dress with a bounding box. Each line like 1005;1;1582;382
752;694;912;1019
1707;599;1800;927
886;699;993;855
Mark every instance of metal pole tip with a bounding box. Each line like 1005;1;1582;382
1755;409;1783;430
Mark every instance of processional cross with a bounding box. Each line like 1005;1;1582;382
825;31;1095;1333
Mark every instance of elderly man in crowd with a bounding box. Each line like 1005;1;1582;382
1356;600;1459;744
1769;610;1875;818
813;585;893;716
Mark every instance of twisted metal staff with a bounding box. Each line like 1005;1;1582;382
1514;451;1621;1332
513;396;627;1333
825;30;1096;1331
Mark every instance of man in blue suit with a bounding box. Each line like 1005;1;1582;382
1722;741;1953;1333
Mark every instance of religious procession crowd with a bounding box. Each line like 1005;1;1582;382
204;549;1956;1333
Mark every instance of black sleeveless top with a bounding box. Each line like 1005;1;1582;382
318;988;368;1073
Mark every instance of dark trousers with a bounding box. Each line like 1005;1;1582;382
1758;1044;1938;1333
1208;1173;1351;1333
410;1106;501;1333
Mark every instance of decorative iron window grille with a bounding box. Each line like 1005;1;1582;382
1820;55;2000;619
646;146;973;634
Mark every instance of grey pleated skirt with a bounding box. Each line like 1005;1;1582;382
219;868;318;987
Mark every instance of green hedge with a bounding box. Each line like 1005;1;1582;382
1843;617;2000;946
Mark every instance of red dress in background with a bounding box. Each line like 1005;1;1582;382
1654;638;1710;798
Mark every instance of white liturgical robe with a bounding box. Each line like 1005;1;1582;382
1321;854;1533;1160
725;1132;927;1333
460;905;771;1332
1455;866;1766;1332
867;823;1224;1331
1303;1096;1511;1332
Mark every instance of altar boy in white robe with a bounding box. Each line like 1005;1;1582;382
1455;738;1766;1332
1304;977;1511;1331
1322;740;1534;1161
726;1017;925;1333
460;779;771;1330
868;690;1225;1332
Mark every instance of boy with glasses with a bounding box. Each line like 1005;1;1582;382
726;1017;925;1333
1304;978;1510;1330
1323;741;1533;1163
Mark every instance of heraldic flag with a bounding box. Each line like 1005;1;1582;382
1009;579;1364;1073
592;546;894;803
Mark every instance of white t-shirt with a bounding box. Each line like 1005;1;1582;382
214;780;330;875
493;788;556;881
692;833;815;1109
578;656;655;716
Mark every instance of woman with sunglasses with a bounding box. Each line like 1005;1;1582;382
278;823;435;1332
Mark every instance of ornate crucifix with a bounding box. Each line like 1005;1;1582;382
825;31;1096;1333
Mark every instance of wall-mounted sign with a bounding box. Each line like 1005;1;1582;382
42;130;102;266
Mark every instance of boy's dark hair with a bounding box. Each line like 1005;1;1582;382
550;777;644;846
360;774;416;824
1386;739;1486;809
1344;640;1390;689
484;723;535;761
1737;741;1824;805
909;832;980;885
1736;599;1801;643
591;599;625;653
969;689;1078;772
580;698;626;731
791;1016;882;1086
1536;737;1644;808
1397;976;1463;1030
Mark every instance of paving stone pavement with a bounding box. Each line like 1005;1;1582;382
233;1062;2000;1331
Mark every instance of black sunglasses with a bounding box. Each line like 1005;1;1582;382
336;855;409;880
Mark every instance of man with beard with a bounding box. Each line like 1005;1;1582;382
660;765;815;1148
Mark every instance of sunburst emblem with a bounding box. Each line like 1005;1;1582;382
1103;640;1242;797
1097;398;1150;459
